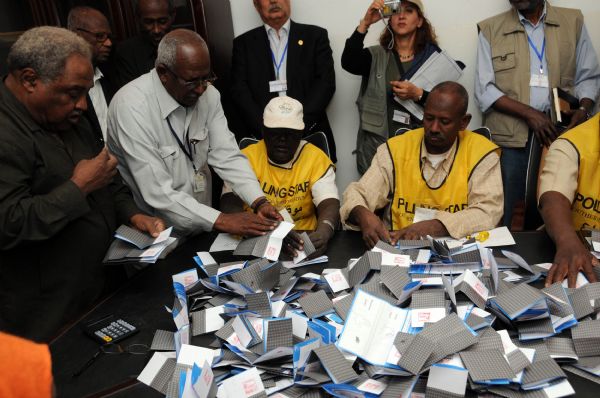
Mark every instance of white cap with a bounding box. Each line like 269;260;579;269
263;96;305;131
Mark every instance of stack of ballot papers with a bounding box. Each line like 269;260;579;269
137;235;600;398
103;225;177;263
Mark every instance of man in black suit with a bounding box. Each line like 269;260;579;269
68;6;115;146
113;0;175;88
231;0;337;162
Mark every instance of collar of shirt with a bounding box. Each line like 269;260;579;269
151;69;195;137
267;140;306;169
517;1;547;28
264;18;291;41
93;67;104;85
420;137;457;174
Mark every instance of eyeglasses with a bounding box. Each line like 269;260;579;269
164;66;217;89
76;28;112;43
72;343;150;377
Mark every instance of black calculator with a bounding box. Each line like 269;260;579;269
82;315;139;344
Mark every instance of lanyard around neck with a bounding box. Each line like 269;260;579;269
166;116;197;173
527;35;546;75
270;41;289;80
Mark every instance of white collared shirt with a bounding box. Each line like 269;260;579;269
107;69;264;235
264;18;291;86
88;67;108;140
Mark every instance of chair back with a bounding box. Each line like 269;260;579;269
304;131;331;158
523;134;544;229
472;127;492;140
239;137;259;150
394;127;412;137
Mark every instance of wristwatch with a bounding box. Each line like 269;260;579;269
578;106;591;120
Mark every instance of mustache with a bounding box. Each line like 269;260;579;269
269;5;282;12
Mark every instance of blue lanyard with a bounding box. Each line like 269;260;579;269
527;35;546;74
270;42;289;80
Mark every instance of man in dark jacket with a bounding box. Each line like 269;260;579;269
0;27;164;342
231;0;337;162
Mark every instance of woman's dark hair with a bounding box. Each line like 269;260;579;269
379;2;438;54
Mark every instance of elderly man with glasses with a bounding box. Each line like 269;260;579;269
68;6;115;145
108;29;290;239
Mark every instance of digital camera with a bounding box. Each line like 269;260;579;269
382;0;401;17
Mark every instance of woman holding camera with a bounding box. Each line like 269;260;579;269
343;0;463;174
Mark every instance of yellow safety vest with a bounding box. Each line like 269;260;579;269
388;129;499;230
242;140;333;230
558;114;600;230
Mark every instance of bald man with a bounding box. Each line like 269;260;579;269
114;0;175;88
68;6;115;143
108;29;292;239
341;82;503;248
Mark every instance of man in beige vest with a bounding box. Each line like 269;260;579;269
475;0;600;227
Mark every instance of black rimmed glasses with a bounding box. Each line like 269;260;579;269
164;66;218;89
72;343;150;377
76;28;113;43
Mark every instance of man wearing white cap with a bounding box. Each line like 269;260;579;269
222;96;339;256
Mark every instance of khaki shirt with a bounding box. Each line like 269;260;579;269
538;139;579;203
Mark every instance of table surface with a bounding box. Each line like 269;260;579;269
49;231;595;398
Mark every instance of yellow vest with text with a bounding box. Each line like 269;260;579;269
242;140;333;230
558;114;600;230
388;129;499;229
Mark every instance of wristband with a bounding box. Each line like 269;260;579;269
320;219;336;232
252;198;270;213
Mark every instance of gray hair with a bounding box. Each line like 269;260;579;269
7;26;92;82
155;30;206;69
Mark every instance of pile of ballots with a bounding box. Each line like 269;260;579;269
138;232;600;398
103;225;177;264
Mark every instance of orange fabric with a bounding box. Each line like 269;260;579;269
0;332;53;398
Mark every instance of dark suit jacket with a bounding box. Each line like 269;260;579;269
113;35;156;89
231;20;337;161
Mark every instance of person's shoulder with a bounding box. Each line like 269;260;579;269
116;34;146;51
291;21;328;37
110;72;154;109
478;9;513;27
234;26;264;43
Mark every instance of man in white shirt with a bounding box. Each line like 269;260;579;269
108;29;287;239
68;6;114;144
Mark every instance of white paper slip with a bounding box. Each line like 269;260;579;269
413;207;437;224
172;268;199;288
427;364;468;397
410;307;446;328
209;233;241;252
323;269;350;293
177;344;219;366
191;362;214;398
357;378;387;395
221;367;265;398
380;252;411;267
137;351;176;387
337;289;410;366
466;226;516;247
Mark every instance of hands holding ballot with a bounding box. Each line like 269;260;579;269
213;196;283;237
349;205;448;249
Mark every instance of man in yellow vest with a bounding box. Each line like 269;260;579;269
341;82;503;248
475;0;600;227
539;114;600;288
221;96;340;256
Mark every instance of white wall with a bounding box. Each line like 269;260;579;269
229;0;600;193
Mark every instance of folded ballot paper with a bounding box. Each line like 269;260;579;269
137;227;598;398
103;225;177;263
